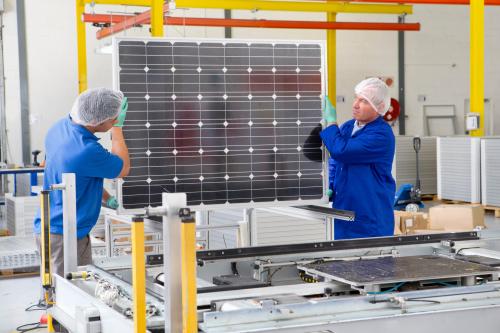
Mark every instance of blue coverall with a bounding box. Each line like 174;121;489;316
320;116;396;240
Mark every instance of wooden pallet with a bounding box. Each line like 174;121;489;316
483;206;500;218
438;199;472;205
435;199;500;218
421;194;438;201
0;268;38;279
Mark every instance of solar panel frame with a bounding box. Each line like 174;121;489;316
112;37;329;213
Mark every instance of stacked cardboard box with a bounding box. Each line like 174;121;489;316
394;211;429;235
394;204;485;235
428;204;485;231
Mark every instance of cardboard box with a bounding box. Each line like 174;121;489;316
429;204;485;231
394;211;429;234
394;214;403;235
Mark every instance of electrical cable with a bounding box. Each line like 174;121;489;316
267;266;284;283
24;299;47;312
405;298;441;304
15;322;47;333
455;247;481;255
367;282;406;295
154;272;164;285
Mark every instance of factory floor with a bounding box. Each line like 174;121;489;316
0;276;45;333
1;203;500;333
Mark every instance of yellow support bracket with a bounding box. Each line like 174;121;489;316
131;216;146;333
175;0;413;14
181;214;197;333
470;0;485;137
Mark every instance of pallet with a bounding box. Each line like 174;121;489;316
436;199;500;218
439;199;472;205
421;194;438;201
0;267;38;279
483;206;500;218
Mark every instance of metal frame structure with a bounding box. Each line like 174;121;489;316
67;2;489;332
0;11;8;171
75;0;487;137
75;0;417;110
50;173;78;277
83;14;421;34
16;0;31;165
50;212;500;333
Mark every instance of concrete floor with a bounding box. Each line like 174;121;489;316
0;276;45;333
1;205;499;333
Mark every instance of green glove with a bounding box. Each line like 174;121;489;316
106;196;119;209
326;189;333;197
114;97;128;127
323;96;337;123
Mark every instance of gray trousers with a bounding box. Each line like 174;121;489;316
36;233;93;278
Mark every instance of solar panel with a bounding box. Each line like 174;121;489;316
114;38;327;210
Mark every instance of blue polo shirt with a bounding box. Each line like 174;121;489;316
34;116;123;239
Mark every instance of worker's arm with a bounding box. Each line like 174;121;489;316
320;125;390;164
102;189;110;202
102;189;119;209
111;127;130;178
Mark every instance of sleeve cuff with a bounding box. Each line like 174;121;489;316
320;124;340;140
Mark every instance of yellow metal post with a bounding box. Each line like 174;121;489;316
151;0;165;37
181;213;197;333
76;0;87;93
327;12;337;108
470;0;485;137
131;216;146;333
175;0;413;14
40;191;52;288
40;190;55;332
47;316;54;332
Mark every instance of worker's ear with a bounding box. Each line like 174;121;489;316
88;123;104;133
376;102;386;115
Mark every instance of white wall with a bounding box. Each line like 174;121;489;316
406;5;500;136
3;1;500;164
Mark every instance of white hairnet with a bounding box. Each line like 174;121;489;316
70;88;124;126
354;78;391;115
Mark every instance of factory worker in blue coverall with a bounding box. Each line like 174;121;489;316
33;88;130;277
320;78;395;240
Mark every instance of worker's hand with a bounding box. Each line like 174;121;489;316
113;97;128;127
322;96;337;123
106;196;119;209
326;189;333;197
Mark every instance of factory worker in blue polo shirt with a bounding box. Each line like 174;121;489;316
320;78;396;240
34;88;130;277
